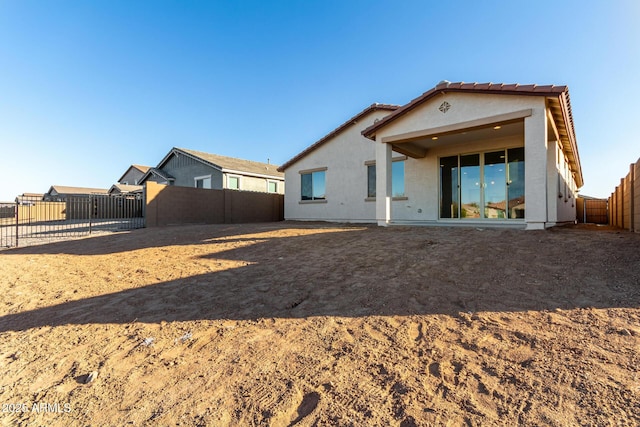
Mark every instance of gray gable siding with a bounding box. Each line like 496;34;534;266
162;154;223;188
120;169;144;185
145;174;167;184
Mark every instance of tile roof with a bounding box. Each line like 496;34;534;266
132;164;151;173
362;81;570;139
118;164;152;183
174;148;284;178
361;81;582;187
278;103;400;172
109;184;143;194
48;185;109;195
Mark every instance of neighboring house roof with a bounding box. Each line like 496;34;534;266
361;81;582;187
109;184;143;194
47;186;109;195
278;103;400;172
139;167;176;184
118;164;151;183
161;147;284;179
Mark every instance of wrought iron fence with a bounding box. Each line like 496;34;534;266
0;194;144;249
0;202;16;248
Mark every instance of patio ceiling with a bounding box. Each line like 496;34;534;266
386;120;524;159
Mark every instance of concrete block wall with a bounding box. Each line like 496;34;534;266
609;158;640;232
635;161;640;231
145;181;283;227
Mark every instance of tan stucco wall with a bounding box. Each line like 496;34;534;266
553;139;580;224
374;93;538;141
223;172;284;194
283;109;397;222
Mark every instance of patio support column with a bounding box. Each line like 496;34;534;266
376;140;392;226
546;139;559;224
524;105;548;230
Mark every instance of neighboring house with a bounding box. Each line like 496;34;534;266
16;193;45;202
279;81;583;230
43;186;109;201
118;164;151;185
139;147;284;194
108;184;143;195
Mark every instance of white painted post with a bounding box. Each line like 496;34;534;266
524;105;549;230
376;140;392;226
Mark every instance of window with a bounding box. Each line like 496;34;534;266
367;165;376;198
301;169;326;200
194;175;212;189
392;161;405;197
228;176;240;190
366;159;405;199
268;181;278;193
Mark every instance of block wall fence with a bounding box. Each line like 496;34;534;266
609;158;640;232
145;181;284;227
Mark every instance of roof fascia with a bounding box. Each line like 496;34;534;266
362;85;568;140
278;103;399;172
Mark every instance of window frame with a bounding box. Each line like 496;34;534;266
194;175;212;189
299;167;327;203
267;180;278;193
227;175;240;190
364;157;407;201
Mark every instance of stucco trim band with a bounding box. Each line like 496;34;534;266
380;109;533;144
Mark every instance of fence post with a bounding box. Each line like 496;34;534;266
89;195;93;235
630;163;635;232
14;198;19;247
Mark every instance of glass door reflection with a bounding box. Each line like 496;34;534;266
460;154;480;218
483;151;507;219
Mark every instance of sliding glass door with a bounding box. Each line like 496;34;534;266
460;154;480;218
440;148;525;220
483;151;507;219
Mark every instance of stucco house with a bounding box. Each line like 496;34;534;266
139;147;284;194
279;81;583;230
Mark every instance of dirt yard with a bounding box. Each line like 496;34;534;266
0;222;638;426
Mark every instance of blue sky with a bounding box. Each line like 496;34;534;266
0;0;638;201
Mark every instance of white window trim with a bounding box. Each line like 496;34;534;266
194;174;212;189
299;167;327;201
267;180;278;193
227;174;241;190
364;157;407;201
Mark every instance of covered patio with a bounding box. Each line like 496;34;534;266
362;81;582;230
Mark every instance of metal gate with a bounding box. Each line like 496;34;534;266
576;197;609;224
0;194;145;249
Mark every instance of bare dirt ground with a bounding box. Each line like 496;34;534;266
0;222;638;426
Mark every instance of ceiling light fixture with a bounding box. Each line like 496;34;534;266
431;136;438;140
493;125;502;130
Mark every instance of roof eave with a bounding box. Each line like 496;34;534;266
278;103;400;172
362;83;569;140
